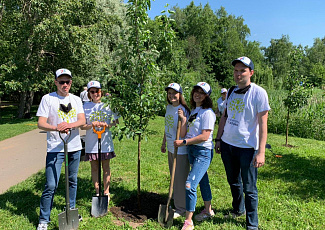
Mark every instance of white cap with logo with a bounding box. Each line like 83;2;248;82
194;82;211;96
55;68;72;79
87;80;101;90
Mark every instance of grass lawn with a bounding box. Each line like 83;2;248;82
0;116;325;229
0;104;38;141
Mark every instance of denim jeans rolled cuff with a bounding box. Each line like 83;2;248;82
186;145;212;212
220;141;258;228
39;150;81;223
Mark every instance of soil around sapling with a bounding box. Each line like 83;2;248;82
110;192;167;225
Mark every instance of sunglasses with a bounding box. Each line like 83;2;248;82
188;113;198;122
57;80;71;85
89;89;101;94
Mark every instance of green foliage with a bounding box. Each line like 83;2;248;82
108;0;174;140
267;89;325;141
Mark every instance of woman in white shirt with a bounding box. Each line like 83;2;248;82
175;82;216;230
81;81;119;199
161;83;190;218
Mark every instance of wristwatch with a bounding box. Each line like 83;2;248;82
183;139;187;145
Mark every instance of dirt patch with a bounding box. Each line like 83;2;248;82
110;192;166;228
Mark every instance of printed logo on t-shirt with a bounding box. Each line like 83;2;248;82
89;110;109;123
228;98;245;119
58;107;76;123
165;115;173;133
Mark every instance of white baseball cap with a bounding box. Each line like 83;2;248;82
55;68;72;79
232;56;254;70
221;88;227;94
194;82;211;96
165;83;183;94
87;80;101;90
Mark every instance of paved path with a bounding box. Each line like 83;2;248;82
0;129;47;194
0;129;85;194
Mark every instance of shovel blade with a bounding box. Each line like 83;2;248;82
158;204;174;228
91;196;109;217
58;208;79;230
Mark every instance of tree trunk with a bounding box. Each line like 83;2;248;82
24;90;34;118
285;109;290;146
17;91;27;118
137;133;141;210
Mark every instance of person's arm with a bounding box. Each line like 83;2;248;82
178;108;187;138
214;110;227;154
215;107;221;117
253;110;268;168
38;116;57;131
175;130;211;147
57;113;86;132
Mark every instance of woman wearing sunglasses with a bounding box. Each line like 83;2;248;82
81;81;119;201
174;82;216;230
161;83;190;218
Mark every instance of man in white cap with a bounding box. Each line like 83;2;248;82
36;68;85;230
215;88;227;117
215;57;270;230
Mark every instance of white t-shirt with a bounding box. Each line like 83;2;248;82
165;104;189;155
217;97;226;115
36;92;84;152
222;83;271;150
80;90;90;102
185;107;216;149
83;102;119;154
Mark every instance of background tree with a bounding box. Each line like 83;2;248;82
0;0;124;118
283;47;312;146
108;0;175;208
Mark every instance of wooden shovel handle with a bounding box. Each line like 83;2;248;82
165;116;181;221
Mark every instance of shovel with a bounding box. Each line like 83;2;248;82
265;143;282;158
58;130;79;230
158;117;181;228
91;125;109;217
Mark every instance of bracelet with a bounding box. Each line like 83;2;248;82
215;139;221;142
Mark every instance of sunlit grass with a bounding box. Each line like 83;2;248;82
0;116;325;229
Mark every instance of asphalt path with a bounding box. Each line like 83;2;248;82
0;128;85;194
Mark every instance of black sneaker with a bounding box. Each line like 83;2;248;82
79;215;83;222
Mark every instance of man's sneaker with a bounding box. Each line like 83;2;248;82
224;210;246;219
79;215;83;222
181;220;194;230
194;209;215;221
36;223;48;230
173;210;186;219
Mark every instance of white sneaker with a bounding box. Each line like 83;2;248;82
194;209;215;221
37;223;48;230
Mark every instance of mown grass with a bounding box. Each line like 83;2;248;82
0;116;325;229
0;104;38;141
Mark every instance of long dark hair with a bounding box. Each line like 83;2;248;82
189;87;213;109
167;92;190;114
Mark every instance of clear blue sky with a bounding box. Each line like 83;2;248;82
125;0;325;48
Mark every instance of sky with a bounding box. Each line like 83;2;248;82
126;0;325;48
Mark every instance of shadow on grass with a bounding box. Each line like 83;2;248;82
0;170;168;229
260;151;325;200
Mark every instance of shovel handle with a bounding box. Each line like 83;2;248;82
92;125;106;139
165;116;181;222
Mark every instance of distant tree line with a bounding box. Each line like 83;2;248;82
1;0;324;120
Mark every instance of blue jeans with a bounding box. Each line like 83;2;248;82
186;145;213;212
221;141;258;230
39;151;81;224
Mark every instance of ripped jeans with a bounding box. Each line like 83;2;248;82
186;145;213;212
